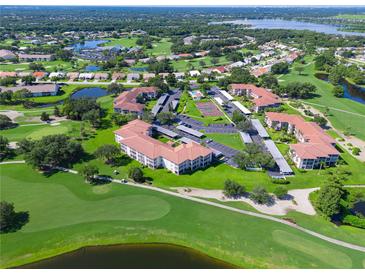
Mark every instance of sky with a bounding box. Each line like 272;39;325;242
1;1;364;6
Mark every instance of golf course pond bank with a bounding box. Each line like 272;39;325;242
18;243;236;269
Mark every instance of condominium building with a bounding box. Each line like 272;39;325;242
113;87;157;114
265;112;339;169
228;84;281;112
114;119;213;175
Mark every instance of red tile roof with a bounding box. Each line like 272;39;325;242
0;71;17;78
33;71;47;78
213;66;226;73
266;112;339;159
230;84;281;108
251;67;269;77
114;119;212;164
114;87;157;112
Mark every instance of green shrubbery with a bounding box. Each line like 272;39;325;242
342;215;365;229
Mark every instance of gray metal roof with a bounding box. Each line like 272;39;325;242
157;94;169;105
177;125;204;138
179;137;197;144
239;131;253;144
153;125;179;138
171;100;179;110
264;140;293;175
251;119;270;138
151;104;162;116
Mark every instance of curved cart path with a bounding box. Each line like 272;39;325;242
1;161;365;253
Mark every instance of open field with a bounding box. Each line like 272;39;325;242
1;164;365;269
279;56;365;141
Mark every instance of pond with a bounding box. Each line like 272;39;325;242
352;201;365;216
73;40;109;51
209;19;365;37
18;244;234;269
71;87;108;99
315;73;365;104
84;65;101;72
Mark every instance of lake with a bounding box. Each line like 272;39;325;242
316;73;365;104
73;40;109;51
18;244;234;269
210;19;365;37
84;65;101;72
71;87;108;99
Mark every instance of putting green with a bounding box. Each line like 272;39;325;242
3;177;171;232
272;230;353;268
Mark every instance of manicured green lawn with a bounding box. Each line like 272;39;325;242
171;56;229;71
1;164;365;268
334;14;365;20
0;121;81;141
102;37;138;48
280;56;365;141
0;60;84;72
145;38;173;56
205;133;245;151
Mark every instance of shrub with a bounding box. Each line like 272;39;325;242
0;114;14;129
352;147;361;156
342;215;365;229
250;186;271;204
271;179;290;185
223;179;245;198
273;186;288;199
128;167;144;183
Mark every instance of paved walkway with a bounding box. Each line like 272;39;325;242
1;161;365;253
300;101;365;118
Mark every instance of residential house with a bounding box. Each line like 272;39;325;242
0;50;16;60
0;84;59;97
0;72;17;78
66;72;79;81
49;72;65;79
127;73;140;82
124;59;136;66
79;73;94;80
33;71;48;80
18;53;53;62
94;72;109;80
189;70;201;77
112;72;125;81
143;73;155;81
173;72;185;79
